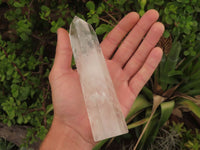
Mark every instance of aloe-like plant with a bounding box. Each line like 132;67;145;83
93;39;200;150
135;39;200;149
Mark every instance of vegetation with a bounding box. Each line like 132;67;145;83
0;0;199;149
149;122;200;150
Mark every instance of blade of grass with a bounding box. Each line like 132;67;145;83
178;80;200;92
142;86;153;100
92;139;109;150
159;41;181;90
126;95;151;121
178;99;200;118
190;70;200;80
139;100;175;149
126;110;143;124
160;76;179;85
192;55;200;74
127;113;159;129
176;93;200;104
168;70;183;76
45;104;53;115
128;118;149;129
133;95;165;150
179;46;200;71
165;41;181;71
105;138;115;149
138;117;159;149
163;84;181;97
159;100;175;127
187;89;200;96
159;55;166;81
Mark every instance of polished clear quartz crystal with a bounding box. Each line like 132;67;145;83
69;16;128;141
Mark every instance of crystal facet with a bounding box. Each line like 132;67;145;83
69;16;128;141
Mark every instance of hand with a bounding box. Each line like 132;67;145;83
40;9;164;150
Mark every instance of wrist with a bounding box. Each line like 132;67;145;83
40;118;95;150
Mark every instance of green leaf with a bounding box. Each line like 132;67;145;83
18;86;30;101
12;90;19;98
185;5;194;13
50;18;65;33
128;117;150;129
13;2;25;7
96;24;111;35
17;114;23;124
41;5;51;16
178;99;200;118
159;101;175;127
7;67;13;76
191;70;200;80
140;0;147;9
142;86;153;100
179;48;200;72
91;14;99;26
126;95;151;121
9;110;15;119
0;54;5;60
96;6;103;14
187;89;200;96
166;41;181;71
139;9;145;16
138;116;159;149
71;55;76;67
184;50;190;56
136;101;174;149
190;51;196;56
11;84;19;98
40;5;51;20
134;95;165;149
165;15;173;25
87;18;93;24
168;70;183;76
154;0;164;5
86;1;95;10
45;104;53;115
7;120;12;127
16;100;21;106
163;30;170;38
179;80;200;92
16;19;32;41
164;7;169;14
92;139;109;150
159;41;181;90
9;97;14;103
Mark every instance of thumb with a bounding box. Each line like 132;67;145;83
49;28;73;81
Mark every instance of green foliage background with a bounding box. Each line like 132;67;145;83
0;0;199;149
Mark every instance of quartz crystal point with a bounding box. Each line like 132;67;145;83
69;16;128;141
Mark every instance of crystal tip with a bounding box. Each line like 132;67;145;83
71;16;82;23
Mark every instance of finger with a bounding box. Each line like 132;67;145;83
101;12;139;59
52;28;73;73
112;9;159;67
129;47;163;97
124;22;164;79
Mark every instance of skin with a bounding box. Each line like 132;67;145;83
40;9;164;150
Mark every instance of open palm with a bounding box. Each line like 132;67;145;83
48;10;164;146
